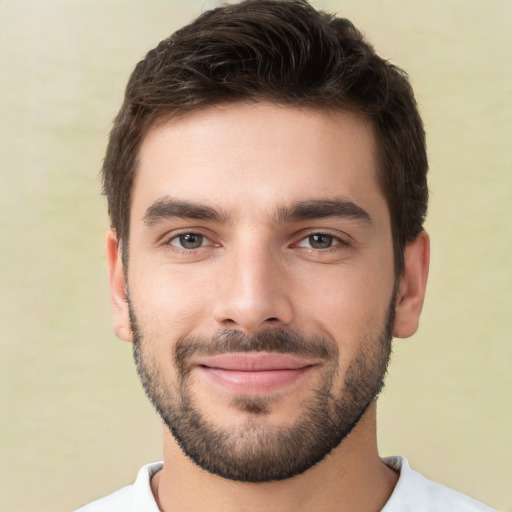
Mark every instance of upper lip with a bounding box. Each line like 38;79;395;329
194;353;315;371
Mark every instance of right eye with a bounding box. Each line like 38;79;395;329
169;233;209;250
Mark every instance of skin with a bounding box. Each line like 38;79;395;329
106;103;430;512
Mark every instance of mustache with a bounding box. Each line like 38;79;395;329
174;329;338;372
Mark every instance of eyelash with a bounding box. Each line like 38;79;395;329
161;230;350;254
294;233;350;251
162;231;214;253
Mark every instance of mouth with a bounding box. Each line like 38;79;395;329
193;352;317;394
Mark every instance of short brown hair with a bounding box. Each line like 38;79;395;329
102;0;428;275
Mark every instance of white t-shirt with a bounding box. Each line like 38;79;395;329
75;456;496;512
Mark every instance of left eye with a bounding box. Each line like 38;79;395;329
169;233;208;249
297;234;338;249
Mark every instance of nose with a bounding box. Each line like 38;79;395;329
213;238;294;334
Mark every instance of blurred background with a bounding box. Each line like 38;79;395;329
0;1;510;510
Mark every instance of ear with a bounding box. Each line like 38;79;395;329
393;230;430;339
105;229;133;342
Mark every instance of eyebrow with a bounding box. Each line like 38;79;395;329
274;199;372;225
143;197;228;225
142;196;372;226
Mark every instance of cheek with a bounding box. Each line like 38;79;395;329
128;262;213;339
302;267;393;324
299;267;394;391
296;261;394;345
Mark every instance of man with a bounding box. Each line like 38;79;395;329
77;1;496;510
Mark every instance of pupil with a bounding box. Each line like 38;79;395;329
181;233;203;249
310;234;332;248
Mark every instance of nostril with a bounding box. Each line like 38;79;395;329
265;317;278;322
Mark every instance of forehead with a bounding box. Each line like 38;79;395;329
132;103;387;225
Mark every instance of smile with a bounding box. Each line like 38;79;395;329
194;353;316;394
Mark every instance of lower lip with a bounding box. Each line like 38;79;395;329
197;366;313;394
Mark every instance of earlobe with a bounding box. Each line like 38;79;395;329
393;231;430;339
105;229;133;342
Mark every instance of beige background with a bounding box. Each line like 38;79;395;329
0;1;510;511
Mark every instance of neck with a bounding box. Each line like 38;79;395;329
151;402;398;512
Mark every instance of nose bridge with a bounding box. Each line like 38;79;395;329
213;233;293;332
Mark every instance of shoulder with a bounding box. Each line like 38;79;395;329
74;485;134;512
382;456;496;512
74;462;163;512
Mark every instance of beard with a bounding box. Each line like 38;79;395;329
130;298;395;483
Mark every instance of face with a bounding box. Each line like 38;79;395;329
111;103;403;482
